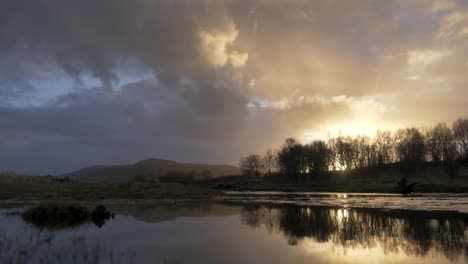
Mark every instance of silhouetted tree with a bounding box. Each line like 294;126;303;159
262;148;276;176
453;118;468;160
277;138;304;183
252;117;467;180
425;123;458;176
304;140;330;175
375;130;395;166
239;154;262;177
354;136;376;168
426;123;455;163
335;136;357;170
395;128;426;166
327;138;339;171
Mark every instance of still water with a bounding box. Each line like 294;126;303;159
2;193;468;264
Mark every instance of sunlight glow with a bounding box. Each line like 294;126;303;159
302;123;379;142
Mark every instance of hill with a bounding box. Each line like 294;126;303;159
60;158;240;183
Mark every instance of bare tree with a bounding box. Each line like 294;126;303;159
334;136;357;170
395;128;426;165
239;154;262;177
327;138;339;171
354;136;374;168
262;149;276;176
453;118;468;160
245;117;468;181
375;130;395;166
426;123;456;163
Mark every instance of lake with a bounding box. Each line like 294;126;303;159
2;193;468;264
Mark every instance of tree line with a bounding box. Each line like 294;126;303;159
239;118;468;182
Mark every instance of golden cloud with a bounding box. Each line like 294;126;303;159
199;22;248;68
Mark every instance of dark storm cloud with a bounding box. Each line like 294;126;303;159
0;75;348;174
0;0;255;173
1;0;211;86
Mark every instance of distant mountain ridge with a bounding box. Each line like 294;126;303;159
60;158;240;182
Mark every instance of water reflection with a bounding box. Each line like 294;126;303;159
2;202;468;264
239;203;468;262
20;205;115;230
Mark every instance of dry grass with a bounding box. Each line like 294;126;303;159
0;173;218;202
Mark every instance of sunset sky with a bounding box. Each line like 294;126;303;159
1;0;468;174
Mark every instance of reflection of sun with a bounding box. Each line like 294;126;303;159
337;208;349;223
301;239;420;263
301;239;329;254
334;162;347;171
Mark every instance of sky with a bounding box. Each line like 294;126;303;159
1;0;468;174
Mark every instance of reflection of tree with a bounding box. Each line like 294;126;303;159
239;204;468;261
241;205;279;234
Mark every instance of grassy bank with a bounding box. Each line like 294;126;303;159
0;173;218;203
2;163;468;204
